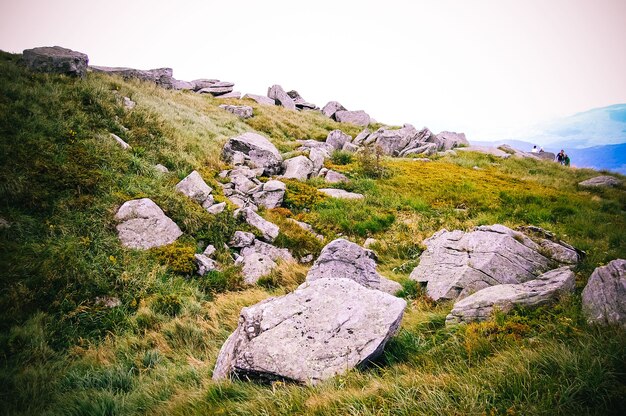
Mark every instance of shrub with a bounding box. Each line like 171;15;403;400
356;143;387;178
151;243;196;275
198;267;244;294
151;294;183;317
282;180;327;211
330;150;354;165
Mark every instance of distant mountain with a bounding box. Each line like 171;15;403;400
471;139;626;174
510;104;626;149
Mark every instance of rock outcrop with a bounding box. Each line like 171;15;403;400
446;267;576;325
409;225;581;302
321;101;347;119
222;132;283;175
282;155;314;180
23;46;88;77
91;66;175;88
578;176;622;188
307;239;402;295
237;207;279;242
250;180;286;209
197;81;235;96
582;259;626;327
334;110;370;126
212;278;406;384
243;94;276;106
268;85;296;110
115;198;182;249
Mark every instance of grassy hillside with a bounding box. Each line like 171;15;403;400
1;50;625;415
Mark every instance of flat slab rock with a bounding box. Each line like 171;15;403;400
410;224;580;301
446;266;576;325
582;259;626;327
212;278;406;384
307;238;401;295
115;198;182;249
222;132;283;175
23;46;88;77
578;176;621;188
319;188;364;200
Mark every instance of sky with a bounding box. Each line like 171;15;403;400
1;0;625;141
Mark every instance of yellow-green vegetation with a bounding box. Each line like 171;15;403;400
1;50;625;415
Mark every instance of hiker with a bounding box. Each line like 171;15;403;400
564;153;571;167
556;150;566;165
531;145;539;153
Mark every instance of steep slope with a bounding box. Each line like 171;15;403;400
1;51;625;415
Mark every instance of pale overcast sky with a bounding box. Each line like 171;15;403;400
1;0;625;140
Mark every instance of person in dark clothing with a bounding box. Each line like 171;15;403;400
556;150;566;165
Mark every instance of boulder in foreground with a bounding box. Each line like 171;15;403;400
23;46;88;77
582;259;626;327
212;278;406;384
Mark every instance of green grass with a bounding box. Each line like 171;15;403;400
1;50;625;415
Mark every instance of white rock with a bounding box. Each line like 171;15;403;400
319;189;364;200
207;202;226;214
110;133;130;150
235;252;277;284
582;259;626;327
175;170;213;204
230;231;256;248
195;254;219;276
282;156;314;180
115;198;182;249
238;208;279;242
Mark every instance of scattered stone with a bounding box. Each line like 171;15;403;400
241;239;295;263
307;238;401;295
300;254;314;263
578;176;622;188
412;158;431;162
23;46;88;77
216;91;242;99
401;143;438;157
175;170;212;204
287;90;317;110
212;277;406;384
364;238;377;248
282;156;314;180
334;110;371;126
195;254;219;276
319;189;364;200
267;85;296;110
110;133;130;150
123;96;136;109
207;202;226;214
353;129;371;146
203;244;217;257
230;231;256;248
326;130;352;150
321;170;348;183
91;66;175;88
95;296;121;308
202;195;216;210
238;207;279;242
446;267;576;325
154;164;169;173
374;124;419;156
321;101;347;119
219;104;253;118
342;142;359;153
222;132;283;175
409;224;581;302
242;93;276;106
235;252;277;284
582;259;626;327
288;219;324;241
251;180;286;209
308;147;330;174
115;198;182;249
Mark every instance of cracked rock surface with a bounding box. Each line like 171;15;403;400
409;224;580;301
115;198;182;249
307;238;401;295
212;278;406;384
582;259;626;327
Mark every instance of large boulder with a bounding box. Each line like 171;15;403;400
409;225;581;302
267;85;296;110
446;267;576;325
115;198;182;249
192;79;219;90
334;110;370;127
90;66;174;88
197;81;235;96
582;259;626;327
374;124;418;156
287;90;317;110
235;252;277;284
212;278;406;384
326;130;352;150
307;239;401;295
237;207;279;242
175;171;212;205
282;156;314;180
578;176;622;188
23;46;88;77
321;101;347;119
222;132;283;175
436;131;469;150
250;180;286;209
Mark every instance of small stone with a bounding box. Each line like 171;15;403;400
175;170;212;204
318;189;364;200
123;97;136;109
230;231;256;248
207;202;226;214
110;133;130;150
155;164;169;173
203;244;217;257
195;254;218;276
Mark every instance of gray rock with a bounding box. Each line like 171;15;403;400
223;132;283;175
110;133;131;150
243;93;276;106
300;254;314;263
578;176;622;188
582;259;626;327
267;85;296;110
195;254;219;276
334;110;370;127
95;296;121;308
238;208;279;242
115;198;182;249
282;156;314;180
191;79;220;90
308;147;330;174
197;81;235;96
23;46;88;77
401;143;438;157
91;66;174;88
436;131;469;150
175;170;212;204
287;90;317;109
322;170;348;183
123;97;136;109
319;189;364;200
251;180;286;209
230;231;256;248
409;224;581;302
353;129;371;146
241;239;295;263
446;267;576;325
326;130;352;150
342;142;359;153
207;202;227;214
307;238;401;295
321;101;347;119
230;173;257;194
203;244;217;257
375;124;418;156
216;91;242;99
202;195;215;210
363;238;377;248
535;151;556;160
288;219;324;241
212;277;406;384
171;79;195;90
219;105;253;119
154;164;169;173
235;252;277;284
